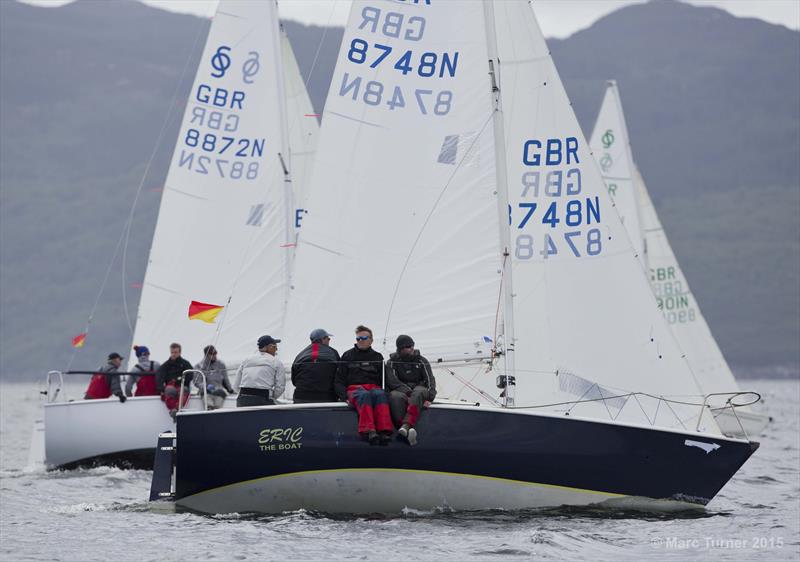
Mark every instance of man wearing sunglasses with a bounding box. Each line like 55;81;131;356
335;325;393;445
385;335;437;446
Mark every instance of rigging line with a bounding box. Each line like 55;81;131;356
446;368;502;407
121;19;209;337
381;111;495;344
300;0;339;98
65;223;129;373
492;253;506;357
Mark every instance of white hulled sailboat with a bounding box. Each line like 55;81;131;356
33;0;318;469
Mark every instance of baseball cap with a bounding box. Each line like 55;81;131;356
257;335;281;348
309;328;333;342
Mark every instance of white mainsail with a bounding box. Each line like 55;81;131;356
284;1;502;362
132;0;295;365
284;0;718;433
281;29;319;233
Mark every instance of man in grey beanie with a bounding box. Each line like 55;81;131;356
385;335;436;446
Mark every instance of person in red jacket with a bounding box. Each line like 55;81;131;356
84;352;127;403
125;345;161;397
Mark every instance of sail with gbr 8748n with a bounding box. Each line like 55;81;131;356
282;0;719;432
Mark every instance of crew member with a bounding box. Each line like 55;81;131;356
385;335;437;446
125;345;160;397
335;325;392;445
291;328;339;403
156;342;193;419
235;335;285;407
84;352;127;403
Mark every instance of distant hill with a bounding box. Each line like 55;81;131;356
1;0;798;379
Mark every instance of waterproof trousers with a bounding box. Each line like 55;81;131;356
346;384;393;435
389;386;430;427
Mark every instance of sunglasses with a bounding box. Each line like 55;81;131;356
355;335;371;341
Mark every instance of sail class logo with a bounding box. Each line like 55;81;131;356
599;153;613;172
258;427;304;452
601;129;615;149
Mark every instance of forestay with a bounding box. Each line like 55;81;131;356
132;0;293;365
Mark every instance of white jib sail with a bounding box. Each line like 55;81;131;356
283;0;503;364
634;166;745;402
588;80;646;267
494;1;718;432
132;0;292;366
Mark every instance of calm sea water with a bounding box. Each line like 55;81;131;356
1;378;798;561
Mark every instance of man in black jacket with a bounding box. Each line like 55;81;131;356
335;325;393;444
385;335;437;446
292;328;340;403
156;342;194;419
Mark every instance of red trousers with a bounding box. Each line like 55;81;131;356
346;384;393;434
161;381;189;411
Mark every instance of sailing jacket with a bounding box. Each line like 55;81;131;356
385;351;437;401
85;360;123;399
193;358;233;393
125;358;161;396
156;356;194;392
291;342;340;402
234;352;286;399
335;345;385;401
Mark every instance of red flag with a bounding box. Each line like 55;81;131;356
188;300;224;324
71;333;87;348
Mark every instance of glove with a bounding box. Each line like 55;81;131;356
116;392;127;403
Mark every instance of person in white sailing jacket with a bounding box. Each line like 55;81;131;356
385;335;437;446
193;345;233;409
84;352;127;402
125;345;160;397
291;329;340;403
235;335;285;407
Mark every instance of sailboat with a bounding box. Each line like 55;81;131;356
588;81;769;438
152;0;758;514
30;0;318;470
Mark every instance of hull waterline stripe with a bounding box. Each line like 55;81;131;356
182;467;629;501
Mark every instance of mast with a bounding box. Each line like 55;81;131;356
483;0;517;407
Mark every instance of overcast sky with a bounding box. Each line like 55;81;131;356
21;0;800;38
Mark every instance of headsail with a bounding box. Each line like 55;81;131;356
132;0;292;365
588;81;646;266
483;1;717;431
634;166;743;398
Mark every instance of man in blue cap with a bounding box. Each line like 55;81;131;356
291;328;340;403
